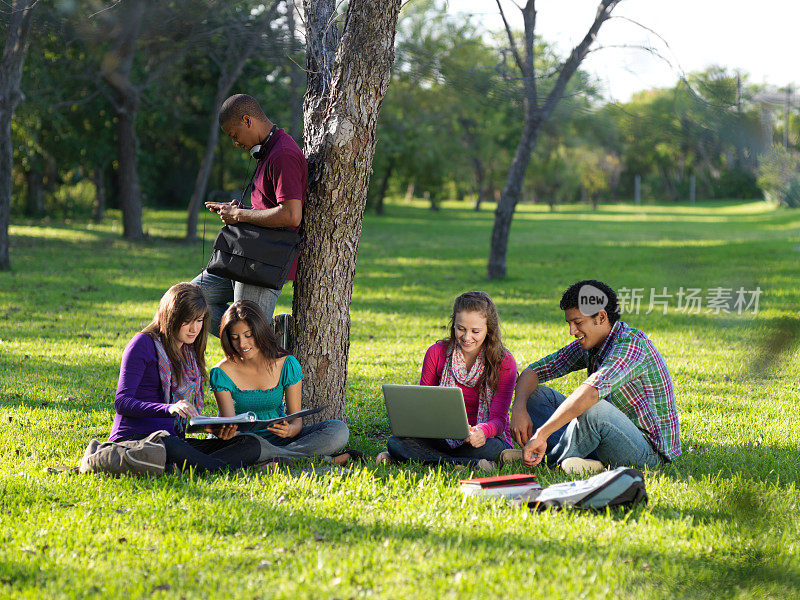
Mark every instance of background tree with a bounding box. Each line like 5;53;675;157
369;1;517;212
487;0;619;279
369;1;465;212
79;0;214;240
758;145;800;207
16;8;116;221
293;0;401;420
0;0;38;271
185;1;279;241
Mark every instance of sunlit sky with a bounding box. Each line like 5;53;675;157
444;0;798;101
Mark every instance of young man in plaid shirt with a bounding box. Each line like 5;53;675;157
508;280;681;475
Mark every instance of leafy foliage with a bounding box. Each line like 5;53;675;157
757;145;800;207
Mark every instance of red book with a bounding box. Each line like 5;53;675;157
460;473;538;489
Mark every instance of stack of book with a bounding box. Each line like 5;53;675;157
459;473;542;501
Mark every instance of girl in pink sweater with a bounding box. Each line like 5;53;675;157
378;291;517;471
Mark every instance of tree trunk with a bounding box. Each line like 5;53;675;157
426;190;438;211
487;115;541;278
375;157;394;216
0;0;37;270
487;0;618;279
293;0;401;422
24;169;44;216
115;108;144;239
92;166;107;222
404;182;414;202
187;100;223;241
101;0;145;241
0;105;10;270
472;157;486;211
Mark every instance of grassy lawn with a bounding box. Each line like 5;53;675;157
1;199;799;599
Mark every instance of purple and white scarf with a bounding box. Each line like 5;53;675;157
440;345;491;448
152;336;204;433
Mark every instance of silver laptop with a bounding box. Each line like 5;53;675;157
382;384;470;439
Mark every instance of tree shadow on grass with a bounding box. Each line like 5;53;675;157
657;442;800;485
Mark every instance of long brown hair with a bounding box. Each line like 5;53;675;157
440;291;507;394
142;282;209;384
219;300;287;363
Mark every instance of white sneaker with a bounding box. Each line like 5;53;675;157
375;451;393;465
477;459;496;473
560;457;605;475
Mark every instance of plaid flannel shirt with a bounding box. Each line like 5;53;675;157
529;320;681;461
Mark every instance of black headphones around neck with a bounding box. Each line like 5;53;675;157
250;124;278;160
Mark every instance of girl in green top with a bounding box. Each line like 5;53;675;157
210;300;360;464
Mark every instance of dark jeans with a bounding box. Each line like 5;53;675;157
121;434;261;473
386;435;511;467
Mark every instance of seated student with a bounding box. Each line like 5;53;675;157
376;291;517;471
108;282;262;473
210;300;359;464
511;280;681;474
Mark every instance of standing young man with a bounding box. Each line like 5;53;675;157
192;94;307;334
509;280;680;474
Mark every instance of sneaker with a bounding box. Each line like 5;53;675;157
560;457;604;476
375;451;393;465
476;459;496;473
499;448;523;466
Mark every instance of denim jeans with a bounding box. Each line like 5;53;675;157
386;435;511;467
120;434;261;473
526;385;663;468
191;270;282;336
245;419;350;461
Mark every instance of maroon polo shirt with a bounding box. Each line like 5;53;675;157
250;128;308;281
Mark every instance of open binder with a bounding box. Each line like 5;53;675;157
186;406;327;434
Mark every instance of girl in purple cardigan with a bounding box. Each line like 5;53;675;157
377;291;517;471
108;282;260;473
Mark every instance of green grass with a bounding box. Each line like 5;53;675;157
1;198;799;599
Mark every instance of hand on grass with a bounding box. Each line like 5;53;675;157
523;435;547;467
267;419;301;439
465;426;486;448
168;400;199;419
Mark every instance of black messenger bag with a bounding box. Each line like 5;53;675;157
206;223;301;289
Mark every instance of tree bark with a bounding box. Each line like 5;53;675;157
0;0;37;270
293;0;401;422
115;107;143;238
101;0;145;241
486;0;618;279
